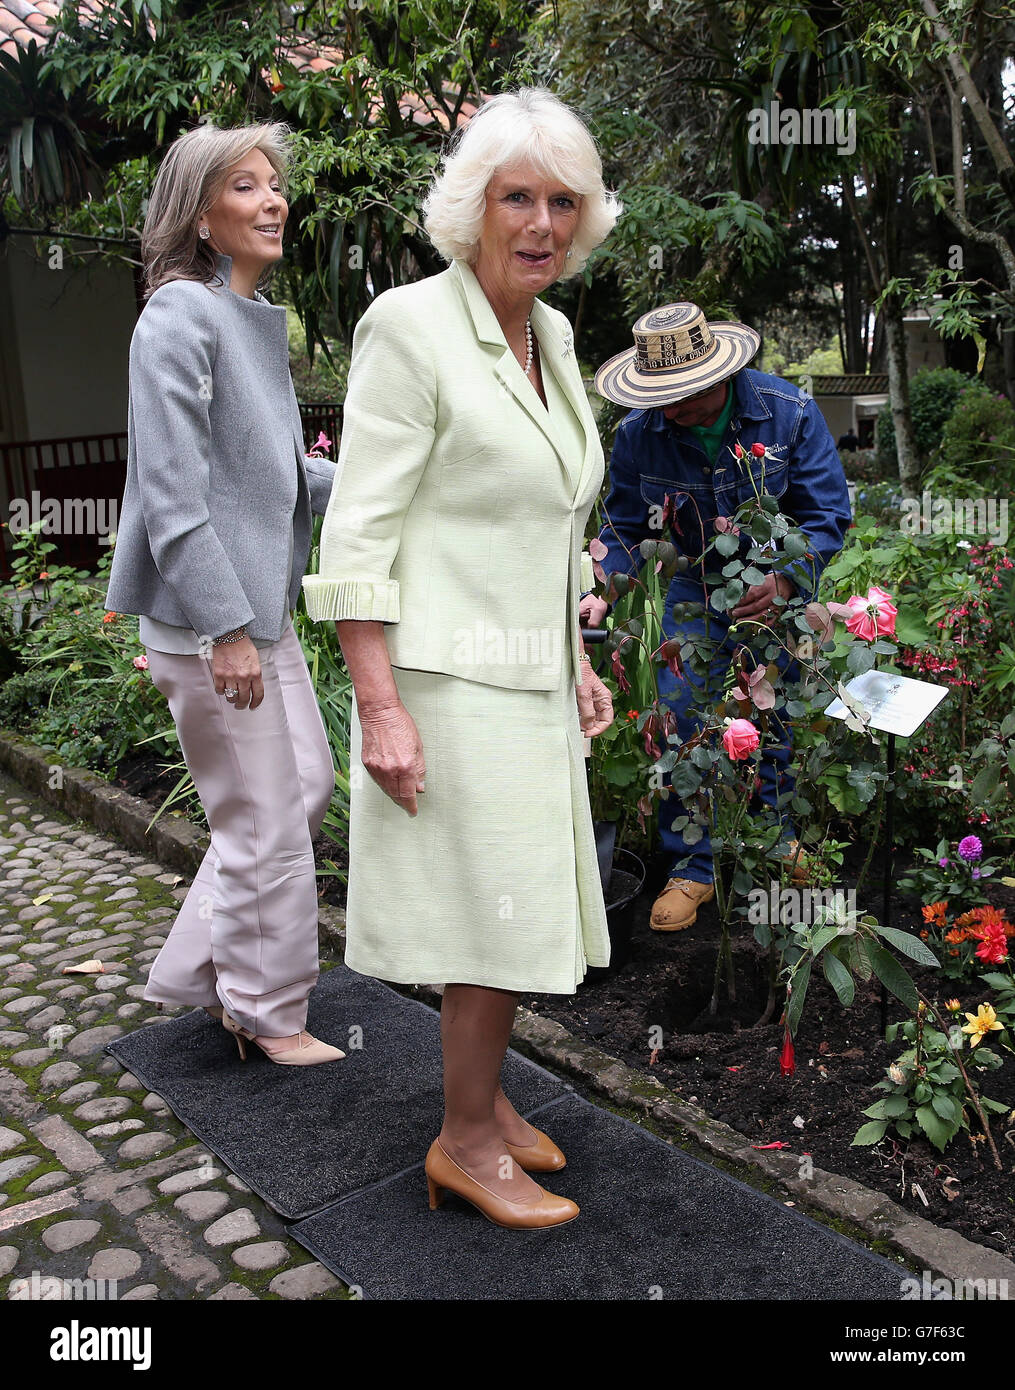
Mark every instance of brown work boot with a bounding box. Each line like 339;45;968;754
650;878;715;932
776;840;813;886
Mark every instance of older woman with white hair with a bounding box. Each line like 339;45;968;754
304;87;621;1228
106;121;343;1066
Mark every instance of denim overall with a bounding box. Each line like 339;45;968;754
597;368;853;882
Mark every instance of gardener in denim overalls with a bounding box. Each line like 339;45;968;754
581;304;852;931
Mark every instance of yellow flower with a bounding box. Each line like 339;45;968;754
961;1004;1003;1047
945;999;962;1012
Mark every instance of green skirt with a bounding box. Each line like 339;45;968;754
344;658;611;994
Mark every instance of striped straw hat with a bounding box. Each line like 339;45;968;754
594;302;761;407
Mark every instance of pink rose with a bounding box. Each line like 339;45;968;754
844;585;897;641
132;654;149;671
723;718;760;760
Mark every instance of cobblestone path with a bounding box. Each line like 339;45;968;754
0;769;349;1301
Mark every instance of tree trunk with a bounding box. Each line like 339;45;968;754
882;293;921;497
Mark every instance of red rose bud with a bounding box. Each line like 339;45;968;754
751;442;766;457
735;443;745;458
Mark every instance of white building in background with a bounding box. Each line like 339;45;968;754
796;310;948;448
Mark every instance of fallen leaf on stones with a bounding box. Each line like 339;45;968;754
941;1176;960;1202
649;1047;660;1066
63;960;105;975
784;1201;796;1207
727;1065;742;1072
33;891;54;905
752;1141;789;1150
792;1115;805;1128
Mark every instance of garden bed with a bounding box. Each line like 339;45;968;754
109;747;1014;1258
520;850;1015;1262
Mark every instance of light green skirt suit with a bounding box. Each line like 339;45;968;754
303;258;610;994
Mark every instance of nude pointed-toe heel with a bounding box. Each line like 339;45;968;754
423;1138;578;1230
221;1011;344;1065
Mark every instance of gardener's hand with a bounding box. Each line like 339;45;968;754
579;594;610;626
359;702;426;816
576;659;614;738
732;572;796;622
212;636;264;711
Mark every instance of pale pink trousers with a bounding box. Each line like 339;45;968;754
143;621;335;1037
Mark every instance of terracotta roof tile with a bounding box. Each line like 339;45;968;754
0;12;30;41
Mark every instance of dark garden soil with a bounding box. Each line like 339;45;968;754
521;849;1015;1263
111;748;1014;1259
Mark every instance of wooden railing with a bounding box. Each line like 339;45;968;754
0;404;342;579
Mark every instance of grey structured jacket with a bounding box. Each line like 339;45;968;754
105;251;335;642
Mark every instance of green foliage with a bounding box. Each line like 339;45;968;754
875;368;980;476
853;1006;1006;1153
0;517;353;864
934;389;1015;480
0;667;52;727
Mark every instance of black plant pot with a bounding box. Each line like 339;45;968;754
583;821;646;981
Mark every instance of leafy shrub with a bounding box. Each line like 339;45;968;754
933;389;1015;485
875;367;980;475
0;668;56;728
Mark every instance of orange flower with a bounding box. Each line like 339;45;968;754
919;929;930;941
922;901;949;926
945;928;969;944
39;570;49;579
102;612;118;623
956;905;1014;937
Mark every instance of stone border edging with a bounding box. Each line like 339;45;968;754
2;727;1012;1296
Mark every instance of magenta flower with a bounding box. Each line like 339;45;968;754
938;857;949;868
132;654;149;671
307;430;333;458
843;585;897;642
958;835;983;862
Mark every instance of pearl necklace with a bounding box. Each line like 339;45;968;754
524;318;534;376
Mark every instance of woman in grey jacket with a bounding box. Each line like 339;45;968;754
105;121;343;1065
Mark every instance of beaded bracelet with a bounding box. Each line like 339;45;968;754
213;626;248;645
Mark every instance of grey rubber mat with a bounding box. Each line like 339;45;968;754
105;964;571;1220
289;1093;905;1301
